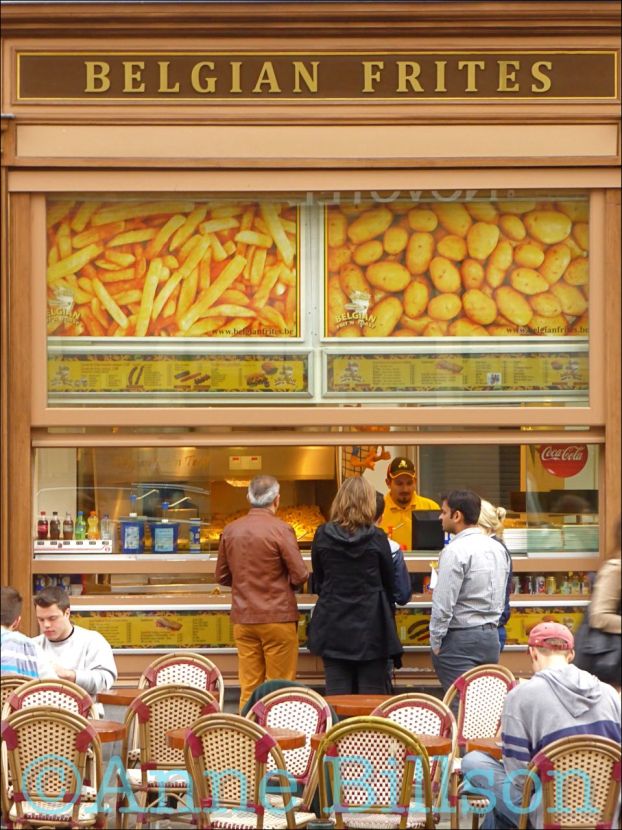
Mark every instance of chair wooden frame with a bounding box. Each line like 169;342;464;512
2;677;99;719
442;664;517;749
0;675;28;713
372;693;458;826
139;652;225;710
0;675;29;827
316;715;435;830
517;734;621;830
119;683;219;830
1;705;105;830
183;712;316;829
442;665;517;830
246;685;333;811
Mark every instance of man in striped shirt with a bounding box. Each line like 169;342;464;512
430;490;510;694
461;622;621;829
1;586;56;679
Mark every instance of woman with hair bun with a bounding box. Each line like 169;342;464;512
307;476;403;694
478;499;513;650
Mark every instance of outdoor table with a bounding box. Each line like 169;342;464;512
166;725;306;751
465;737;502;760
89;719;126;743
324;694;392;717
97;688;142;706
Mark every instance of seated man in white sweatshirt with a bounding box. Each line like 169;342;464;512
34;585;117;696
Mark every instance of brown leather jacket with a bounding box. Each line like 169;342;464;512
215;507;309;624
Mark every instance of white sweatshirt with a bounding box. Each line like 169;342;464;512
35;624;117;695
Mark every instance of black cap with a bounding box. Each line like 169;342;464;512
387;457;416;479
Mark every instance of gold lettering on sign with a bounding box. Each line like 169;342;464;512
362;61;384;93
252;62;281;93
123;61;145;93
191;61;216;93
458;60;485;92
158;61;180;93
396;62;423;93
292;61;319;93
531;61;553;93
230;61;242;93
84;61;111;93
435;61;447;93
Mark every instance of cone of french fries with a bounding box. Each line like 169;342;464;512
46;199;299;339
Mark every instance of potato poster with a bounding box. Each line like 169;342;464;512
46;198;300;338
325;198;589;338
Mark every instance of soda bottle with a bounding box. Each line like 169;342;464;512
62;512;74;540
74;510;87;540
100;514;114;542
87;510;99;540
189;518;201;552
49;511;61;540
37;511;48;540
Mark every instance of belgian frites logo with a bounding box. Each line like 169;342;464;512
335;289;376;331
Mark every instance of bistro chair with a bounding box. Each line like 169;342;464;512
183;712;316;829
246;685;334;812
442;664;517;830
119;683;219;829
517;734;621;829
1;706;105;829
2;676;99;719
139;652;225;710
372;693;458;827
316;715;435;829
0;675;28;714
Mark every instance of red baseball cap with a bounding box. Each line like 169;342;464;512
528;621;574;650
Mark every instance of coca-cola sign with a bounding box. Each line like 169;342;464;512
539;444;588;477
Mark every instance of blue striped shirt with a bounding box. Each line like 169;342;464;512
1;627;56;679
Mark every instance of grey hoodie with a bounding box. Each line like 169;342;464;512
501;663;621;825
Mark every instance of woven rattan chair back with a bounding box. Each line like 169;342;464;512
0;675;28;715
184;712;312;829
247;685;333;782
139;652;225;709
372;692;457;809
317;715;435;830
123;683;219;770
1;705;104;828
517;735;621;830
3;677;99;719
442;664;516;747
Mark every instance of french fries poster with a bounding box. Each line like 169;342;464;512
46;198;300;339
325;198;589;338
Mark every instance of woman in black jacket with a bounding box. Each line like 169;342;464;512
307;475;403;694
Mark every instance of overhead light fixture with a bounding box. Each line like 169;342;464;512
225;478;251;488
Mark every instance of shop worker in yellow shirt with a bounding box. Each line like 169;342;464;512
379;457;440;550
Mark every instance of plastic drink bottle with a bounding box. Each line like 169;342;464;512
100;514;114;542
49;511;61;540
87;510;99;540
62;512;74;540
74;511;87;540
37;511;48;540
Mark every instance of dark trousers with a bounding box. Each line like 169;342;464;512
322;656;392;695
432;626;500;698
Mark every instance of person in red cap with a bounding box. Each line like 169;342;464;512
461;620;621;829
378;456;439;550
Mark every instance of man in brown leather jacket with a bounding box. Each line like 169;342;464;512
215;474;309;711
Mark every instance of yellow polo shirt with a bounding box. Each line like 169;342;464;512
379;492;440;551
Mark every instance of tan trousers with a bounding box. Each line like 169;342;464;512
233;621;299;712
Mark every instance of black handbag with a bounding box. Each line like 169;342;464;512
573;605;621;685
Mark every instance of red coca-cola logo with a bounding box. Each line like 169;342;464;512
539;444;588;477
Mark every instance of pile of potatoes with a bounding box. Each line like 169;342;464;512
325;199;589;338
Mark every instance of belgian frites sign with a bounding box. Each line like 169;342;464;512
16;51;618;101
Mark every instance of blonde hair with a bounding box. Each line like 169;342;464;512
330;476;376;533
478;499;507;539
